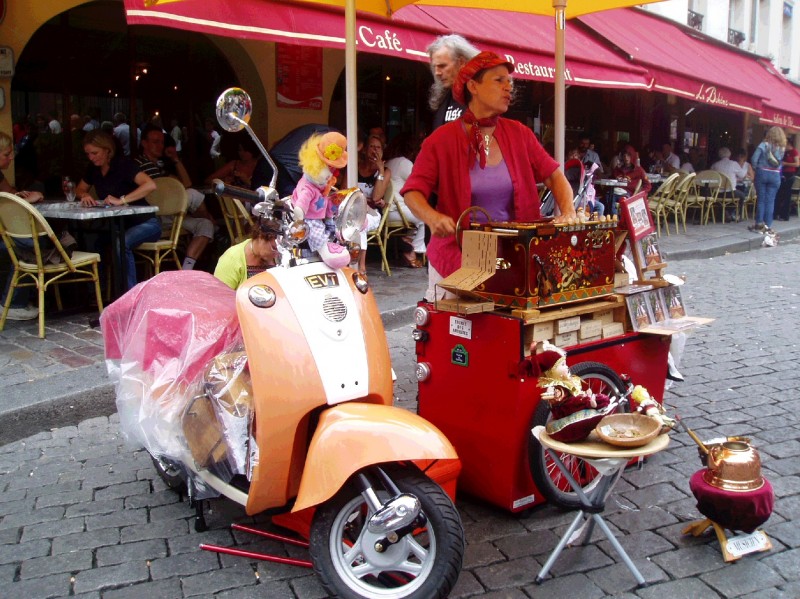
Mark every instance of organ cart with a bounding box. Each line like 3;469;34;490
412;205;706;512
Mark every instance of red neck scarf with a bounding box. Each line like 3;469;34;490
462;109;499;169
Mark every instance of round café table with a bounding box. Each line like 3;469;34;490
532;426;670;588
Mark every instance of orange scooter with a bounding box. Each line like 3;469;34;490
100;88;464;599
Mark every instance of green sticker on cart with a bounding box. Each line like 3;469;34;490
451;344;469;367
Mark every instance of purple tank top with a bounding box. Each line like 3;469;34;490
469;158;514;222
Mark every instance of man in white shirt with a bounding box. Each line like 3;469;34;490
48;111;62;135
661;143;680;173
711;147;747;221
576;136;602;168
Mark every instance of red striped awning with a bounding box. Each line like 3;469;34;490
124;0;651;90
580;9;765;115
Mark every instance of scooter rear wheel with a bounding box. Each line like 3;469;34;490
309;463;464;599
528;361;627;509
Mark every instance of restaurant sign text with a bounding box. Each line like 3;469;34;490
505;54;573;82
358;26;403;52
695;84;729;107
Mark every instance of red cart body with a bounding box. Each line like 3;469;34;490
415;305;670;512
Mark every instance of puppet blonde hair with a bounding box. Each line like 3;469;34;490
298;134;327;181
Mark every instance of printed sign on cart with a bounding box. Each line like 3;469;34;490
449;316;472;339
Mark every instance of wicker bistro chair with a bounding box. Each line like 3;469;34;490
366;193;397;275
647;172;680;236
134;177;189;276
216;192;254;246
684;170;721;225
0;192;103;339
741;183;757;221
382;181;424;266
664;172;695;234
705;172;739;224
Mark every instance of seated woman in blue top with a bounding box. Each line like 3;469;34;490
75;130;158;291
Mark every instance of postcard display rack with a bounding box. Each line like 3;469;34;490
415;216;697;513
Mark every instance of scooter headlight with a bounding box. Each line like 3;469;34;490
331;188;367;246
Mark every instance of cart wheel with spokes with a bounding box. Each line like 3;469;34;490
528;361;627;509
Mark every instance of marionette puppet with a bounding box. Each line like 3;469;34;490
630;384;676;432
532;341;618;442
292;132;352;269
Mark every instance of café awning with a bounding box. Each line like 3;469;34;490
580;8;764;116
124;0;650;90
755;60;800;131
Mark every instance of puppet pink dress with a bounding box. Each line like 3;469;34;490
291;132;351;269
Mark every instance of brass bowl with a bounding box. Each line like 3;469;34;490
596;413;661;448
703;440;764;492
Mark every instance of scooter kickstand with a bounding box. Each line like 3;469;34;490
191;498;208;532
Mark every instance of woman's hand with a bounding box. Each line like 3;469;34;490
428;212;456;237
104;196;126;207
79;194;99;207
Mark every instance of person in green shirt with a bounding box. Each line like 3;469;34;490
214;221;280;289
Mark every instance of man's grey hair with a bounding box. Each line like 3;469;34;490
426;34;480;111
718;147;731;159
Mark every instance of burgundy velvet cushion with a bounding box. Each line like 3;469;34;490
689;469;774;532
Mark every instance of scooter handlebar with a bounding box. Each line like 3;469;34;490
212;179;263;203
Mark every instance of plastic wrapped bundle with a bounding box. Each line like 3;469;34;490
101;271;245;494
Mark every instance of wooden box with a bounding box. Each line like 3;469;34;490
469;220;618;310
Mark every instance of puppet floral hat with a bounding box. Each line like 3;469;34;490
316;132;348;169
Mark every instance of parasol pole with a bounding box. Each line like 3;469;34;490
553;0;566;172
345;0;358;188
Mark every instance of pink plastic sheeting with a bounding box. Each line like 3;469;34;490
100;271;244;477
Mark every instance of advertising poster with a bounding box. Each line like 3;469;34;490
276;44;323;110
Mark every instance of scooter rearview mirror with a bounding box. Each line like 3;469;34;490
215;87;279;191
215;87;252;133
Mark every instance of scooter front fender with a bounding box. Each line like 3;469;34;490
293;403;459;512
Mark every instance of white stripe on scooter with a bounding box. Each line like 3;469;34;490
271;263;370;404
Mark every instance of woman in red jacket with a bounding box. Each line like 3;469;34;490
402;52;575;301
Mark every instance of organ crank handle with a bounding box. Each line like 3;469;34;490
455;206;493;251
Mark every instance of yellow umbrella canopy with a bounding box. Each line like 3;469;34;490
297;0;663;183
299;0;657;19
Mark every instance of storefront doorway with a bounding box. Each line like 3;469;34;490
10;0;238;189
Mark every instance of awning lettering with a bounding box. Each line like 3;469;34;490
504;54;573;82
695;84;730;107
358;26;402;53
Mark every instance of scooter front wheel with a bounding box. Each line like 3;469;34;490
309;464;464;599
528;361;627;509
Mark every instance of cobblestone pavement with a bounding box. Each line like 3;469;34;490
1;240;799;597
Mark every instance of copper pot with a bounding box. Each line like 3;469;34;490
703;440;764;492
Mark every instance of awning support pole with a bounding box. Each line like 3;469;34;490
554;0;567;173
345;0;358;188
